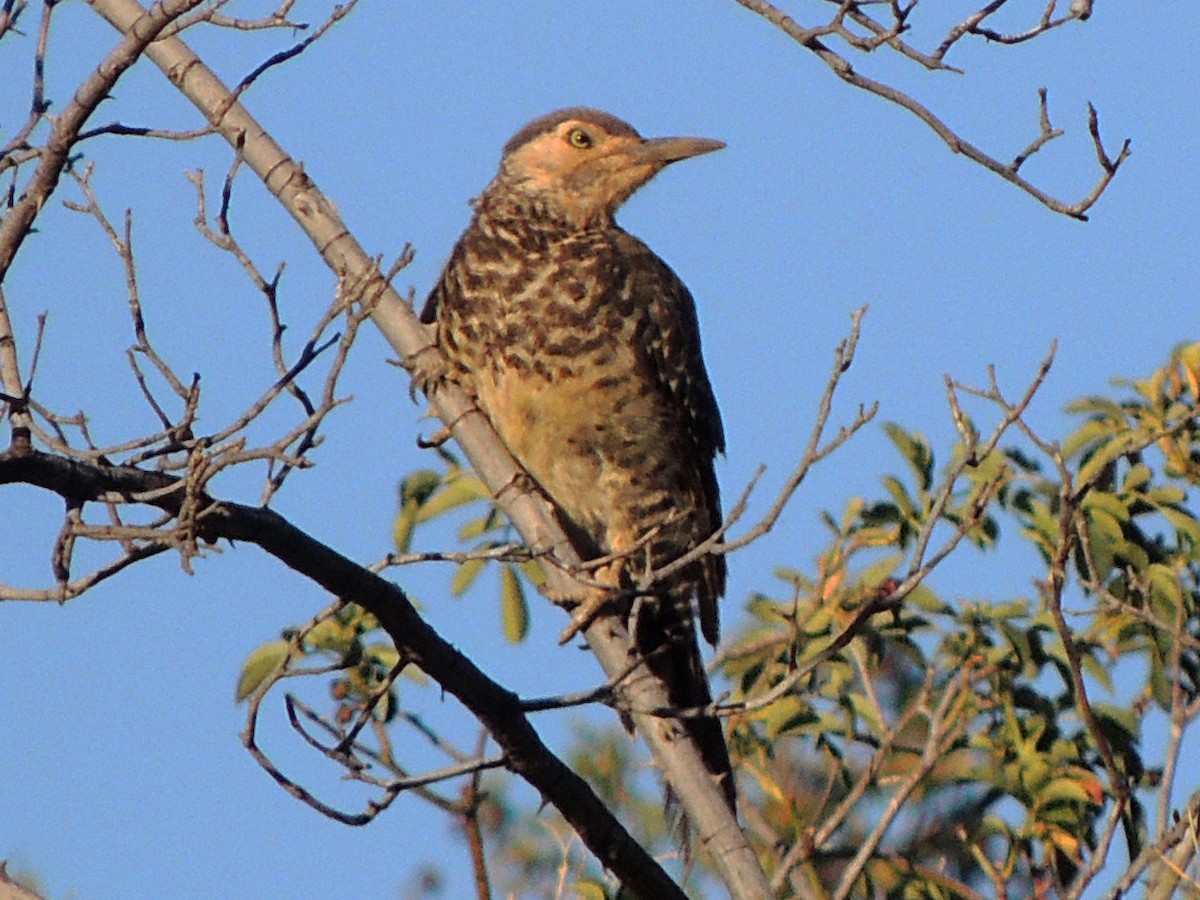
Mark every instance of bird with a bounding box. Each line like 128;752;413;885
418;107;734;813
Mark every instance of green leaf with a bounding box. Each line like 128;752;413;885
365;642;401;671
884;422;934;491
855;554;902;594
906;583;950;614
306;617;351;652
1040;803;1085;829
1063;395;1126;423
1124;796;1149;859
1038;776;1093;807
457;515;491;541
1060;416;1115;460
1146;484;1186;505
881;476;916;521
847;692;885;735
858;502;903;533
757;695;816;739
451;558;486;596
573;880;611;900
1092;703;1138;740
966;446;1009;482
415;472;490;522
398;469;442;506
235;640;290;702
1158;505;1200;547
999;622;1033;672
1081;652;1113;692
1022;498;1061;554
1147;564;1183;619
392;499;421;553
1149;651;1172;709
1076;435;1130;488
1122;462;1153;493
374;688;398;723
500;564;529;643
1083;507;1122;578
518;558;547;588
1082;490;1130;523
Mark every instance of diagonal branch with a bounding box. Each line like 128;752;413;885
85;1;769;893
0;0;211;283
0;444;685;900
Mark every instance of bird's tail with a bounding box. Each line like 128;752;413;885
634;590;736;825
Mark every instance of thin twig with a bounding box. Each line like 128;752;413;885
732;0;1129;219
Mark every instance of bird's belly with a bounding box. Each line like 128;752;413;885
474;366;671;543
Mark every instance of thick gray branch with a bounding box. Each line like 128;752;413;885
69;3;769;893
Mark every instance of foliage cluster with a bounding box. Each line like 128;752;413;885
240;345;1200;897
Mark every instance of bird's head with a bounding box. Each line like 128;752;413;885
488;108;724;228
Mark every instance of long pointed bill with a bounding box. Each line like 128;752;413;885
632;135;726;166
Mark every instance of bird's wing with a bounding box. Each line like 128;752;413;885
419;264;450;324
618;234;725;458
618;232;727;642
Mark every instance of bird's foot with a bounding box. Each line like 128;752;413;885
403;338;450;401
556;586;617;644
493;468;540;502
416;425;453;448
552;559;625;644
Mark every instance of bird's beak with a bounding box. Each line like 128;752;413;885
577;133;725;215
632;135;726;166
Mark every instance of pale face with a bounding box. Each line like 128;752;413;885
500;118;662;224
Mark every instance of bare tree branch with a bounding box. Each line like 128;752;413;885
0;860;46;900
830;664;976;900
1104;788;1200;900
731;0;1130;219
0;445;686;900
0;0;211;280
82;2;771;893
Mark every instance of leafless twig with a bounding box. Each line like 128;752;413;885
732;0;1129;219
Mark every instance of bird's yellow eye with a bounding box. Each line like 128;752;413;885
567;128;593;149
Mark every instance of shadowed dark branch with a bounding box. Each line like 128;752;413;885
0;444;685;900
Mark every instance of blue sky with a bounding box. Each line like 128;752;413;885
2;2;1198;897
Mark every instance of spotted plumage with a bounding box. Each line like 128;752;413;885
420;108;732;810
